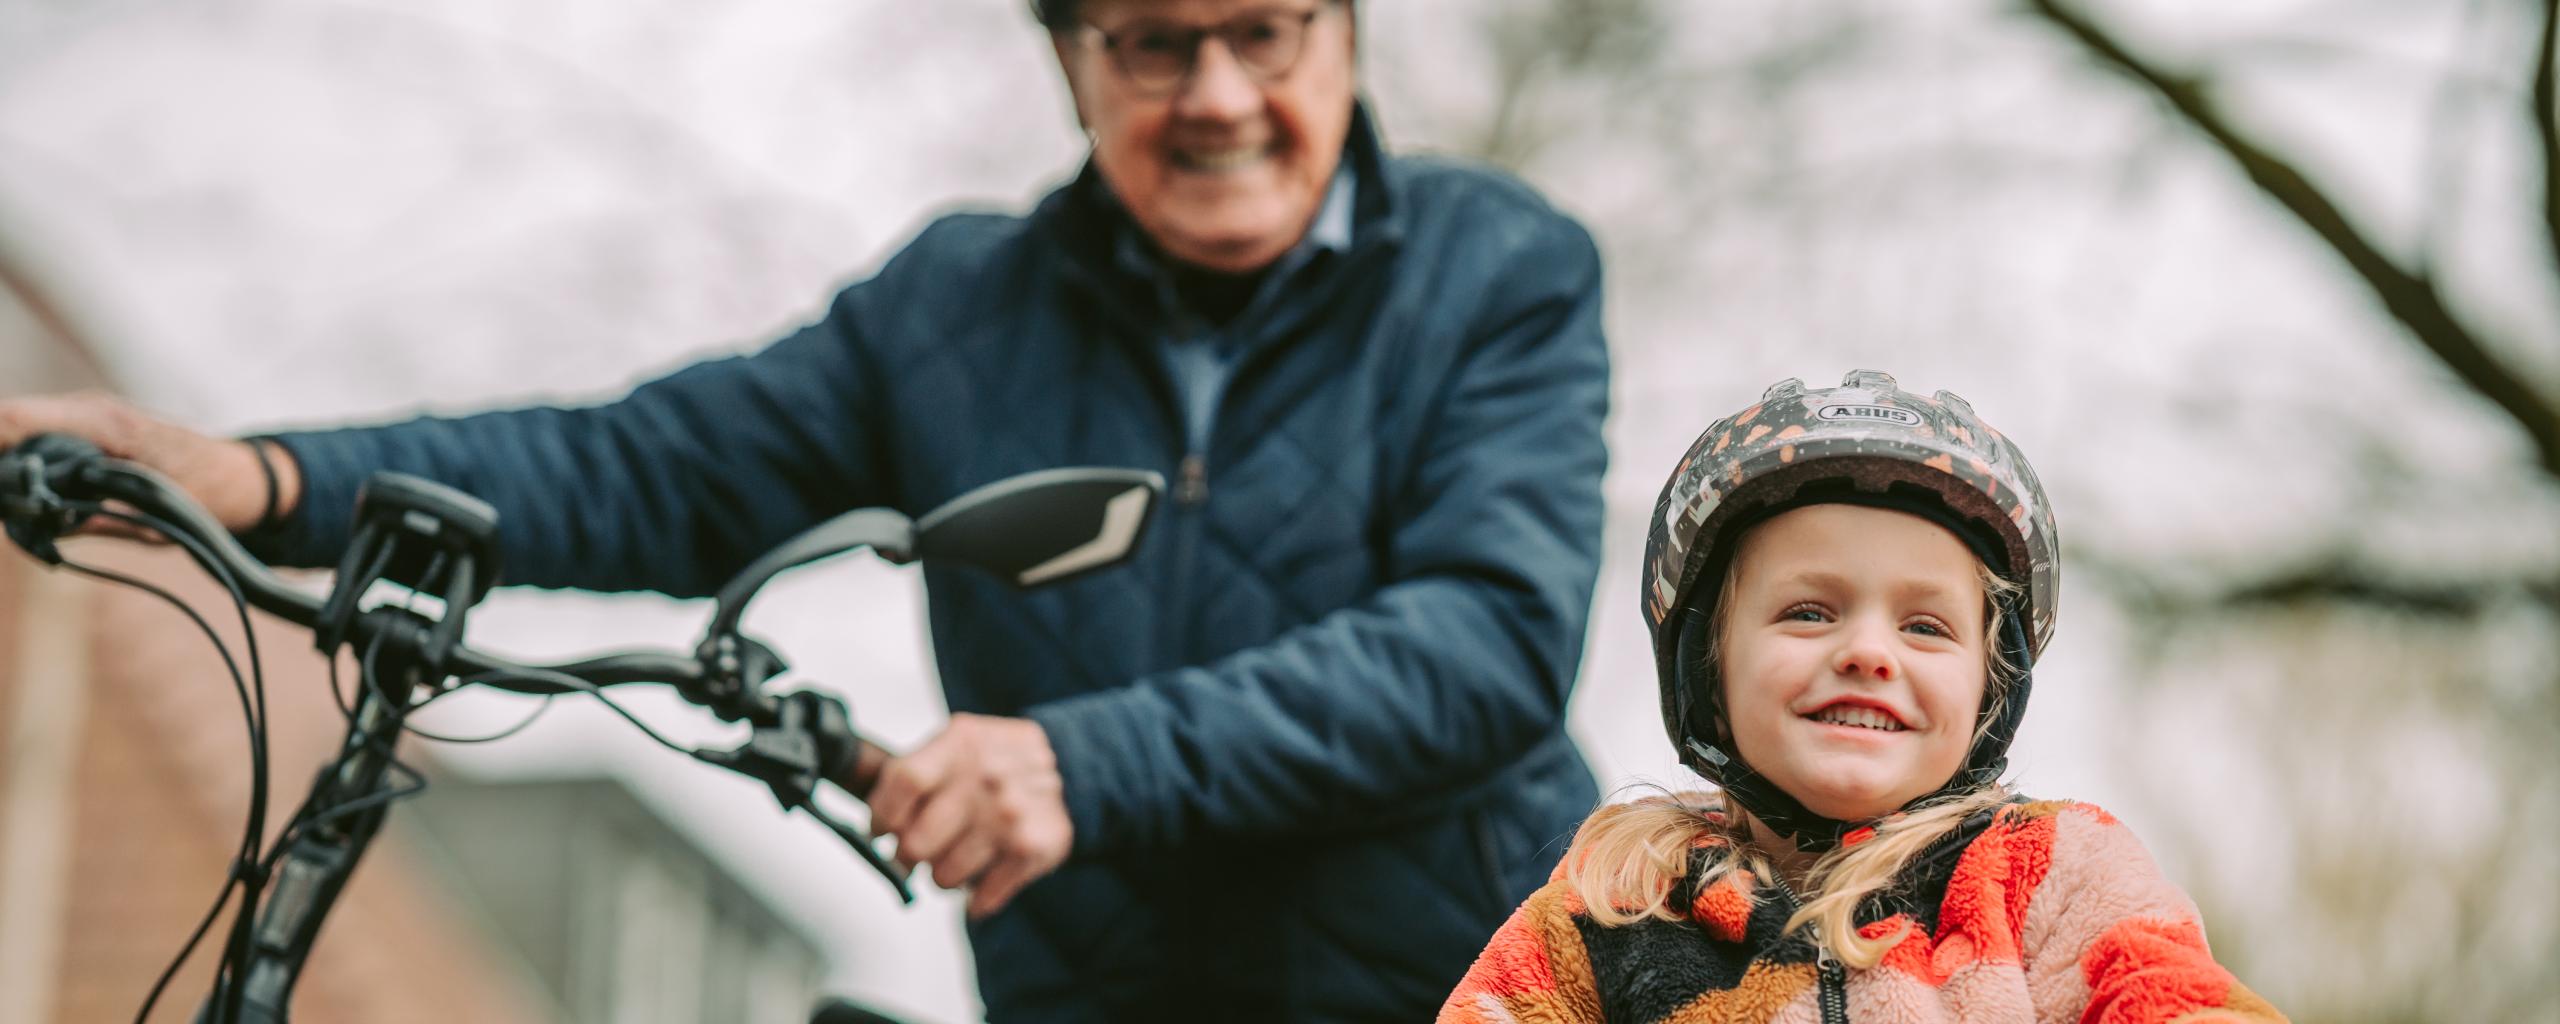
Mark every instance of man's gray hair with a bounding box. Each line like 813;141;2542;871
1035;0;1352;32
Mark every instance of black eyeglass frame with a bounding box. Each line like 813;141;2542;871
1075;3;1336;94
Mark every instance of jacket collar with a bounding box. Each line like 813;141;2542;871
1671;796;2023;951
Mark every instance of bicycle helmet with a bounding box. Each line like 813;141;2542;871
1642;369;2058;850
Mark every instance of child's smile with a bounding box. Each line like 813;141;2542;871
1802;695;1910;733
1716;504;1991;822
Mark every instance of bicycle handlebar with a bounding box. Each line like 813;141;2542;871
0;429;1168;1022
0;433;906;886
0;437;709;697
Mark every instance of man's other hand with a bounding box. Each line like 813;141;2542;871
0;391;294;535
866;713;1072;920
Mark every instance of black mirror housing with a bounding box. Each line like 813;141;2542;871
706;466;1163;638
913;467;1162;587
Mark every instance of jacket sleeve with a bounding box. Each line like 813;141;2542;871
2021;804;2288;1023
252;280;893;598
1439;880;1605;1024
1024;210;1609;854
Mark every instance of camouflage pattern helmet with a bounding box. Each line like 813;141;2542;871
1643;370;2059;779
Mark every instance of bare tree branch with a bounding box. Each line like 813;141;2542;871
2212;566;2556;616
2417;0;2497;277
1472;8;1554;170
1469;0;1677;171
2536;0;2559;277
2027;0;2560;482
2072;543;2560;619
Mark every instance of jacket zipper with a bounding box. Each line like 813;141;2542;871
1818;948;1849;1024
1160;344;1212;668
1176;453;1209;505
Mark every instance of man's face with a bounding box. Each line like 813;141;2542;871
1056;0;1356;274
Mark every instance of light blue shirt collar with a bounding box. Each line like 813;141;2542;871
1115;160;1359;284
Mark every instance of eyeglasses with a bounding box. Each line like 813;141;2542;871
1077;4;1330;95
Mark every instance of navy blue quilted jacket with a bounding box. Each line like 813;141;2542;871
259;109;1608;1022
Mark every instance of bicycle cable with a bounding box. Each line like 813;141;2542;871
119;507;275;1024
60;505;273;1024
377;553;561;745
453;664;702;758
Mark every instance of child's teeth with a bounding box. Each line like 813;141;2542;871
1815;706;1904;731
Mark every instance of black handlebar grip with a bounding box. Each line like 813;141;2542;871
1;433;107;561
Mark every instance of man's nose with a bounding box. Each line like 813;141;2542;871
1171;36;1261;122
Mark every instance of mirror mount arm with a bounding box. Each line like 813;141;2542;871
694;508;915;723
704;509;916;640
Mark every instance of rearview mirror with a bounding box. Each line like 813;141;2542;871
914;467;1162;586
706;467;1162;637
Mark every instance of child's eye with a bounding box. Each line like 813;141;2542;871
1903;617;1953;639
1780;603;1830;623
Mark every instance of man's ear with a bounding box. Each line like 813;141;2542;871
1051;33;1093;134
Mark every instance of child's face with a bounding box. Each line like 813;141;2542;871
1717;504;1991;823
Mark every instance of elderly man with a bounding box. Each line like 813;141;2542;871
0;0;1607;1018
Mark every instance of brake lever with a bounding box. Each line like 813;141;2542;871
799;801;914;904
1;440;100;564
694;690;915;904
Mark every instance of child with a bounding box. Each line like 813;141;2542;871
1442;371;2281;1023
